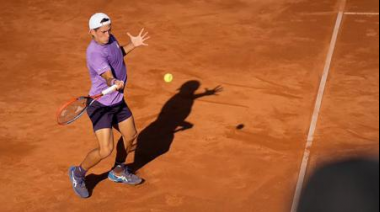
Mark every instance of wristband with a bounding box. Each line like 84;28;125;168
111;78;117;86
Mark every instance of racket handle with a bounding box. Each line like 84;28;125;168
102;85;118;96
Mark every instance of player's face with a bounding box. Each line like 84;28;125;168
91;24;112;45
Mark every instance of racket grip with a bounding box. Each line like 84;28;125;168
102;85;118;95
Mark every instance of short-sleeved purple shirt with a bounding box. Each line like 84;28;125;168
86;35;127;106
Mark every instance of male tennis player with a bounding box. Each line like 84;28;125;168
69;13;150;198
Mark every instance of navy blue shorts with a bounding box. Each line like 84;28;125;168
87;99;133;132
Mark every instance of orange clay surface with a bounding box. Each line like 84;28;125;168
0;0;378;211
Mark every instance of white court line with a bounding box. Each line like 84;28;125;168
345;12;379;16
290;1;346;212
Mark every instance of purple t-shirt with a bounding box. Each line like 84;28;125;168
86;35;127;106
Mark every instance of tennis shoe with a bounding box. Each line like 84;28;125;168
69;166;90;198
108;166;143;186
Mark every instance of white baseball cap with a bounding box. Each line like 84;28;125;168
89;13;111;30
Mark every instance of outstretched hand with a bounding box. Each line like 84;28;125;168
204;85;223;96
127;28;150;47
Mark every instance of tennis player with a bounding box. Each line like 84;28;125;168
69;13;150;198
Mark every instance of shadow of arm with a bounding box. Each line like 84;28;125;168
174;121;194;133
194;85;223;99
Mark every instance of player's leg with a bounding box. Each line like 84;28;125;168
107;101;143;185
113;116;138;171
80;101;115;172
81;128;115;170
69;128;114;198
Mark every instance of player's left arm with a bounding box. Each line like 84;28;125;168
121;28;150;56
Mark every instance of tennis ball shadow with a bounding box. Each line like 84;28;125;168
236;124;245;130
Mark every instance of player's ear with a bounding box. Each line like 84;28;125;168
89;29;97;37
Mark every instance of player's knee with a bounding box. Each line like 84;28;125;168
99;146;113;159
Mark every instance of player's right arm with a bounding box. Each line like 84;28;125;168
87;51;124;91
101;70;125;91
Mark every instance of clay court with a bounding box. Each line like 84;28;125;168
0;0;379;211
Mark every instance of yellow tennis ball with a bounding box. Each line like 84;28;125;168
164;73;173;83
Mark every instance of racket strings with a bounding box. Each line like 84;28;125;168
57;97;88;125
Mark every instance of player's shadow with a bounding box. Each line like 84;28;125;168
85;80;222;196
86;172;108;197
130;80;223;172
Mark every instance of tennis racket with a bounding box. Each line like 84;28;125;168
56;85;118;126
